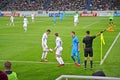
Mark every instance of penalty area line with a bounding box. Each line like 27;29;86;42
100;32;120;65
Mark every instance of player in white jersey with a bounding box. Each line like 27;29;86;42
23;16;28;32
74;12;79;26
10;15;14;26
31;13;35;22
41;29;51;62
54;33;64;67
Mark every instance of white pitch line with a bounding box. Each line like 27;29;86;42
0;60;72;64
100;32;120;65
0;60;100;65
82;21;99;28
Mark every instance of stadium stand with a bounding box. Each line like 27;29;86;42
0;0;120;11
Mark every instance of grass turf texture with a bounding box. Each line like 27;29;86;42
0;16;120;80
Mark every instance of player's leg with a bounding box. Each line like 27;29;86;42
23;24;26;32
44;51;48;60
10;21;12;26
54;19;56;25
56;48;64;67
56;55;64;67
13;21;14;26
89;48;93;69
24;26;27;32
74;20;77;26
71;53;76;63
12;22;14;26
109;19;113;25
41;51;48;62
41;45;48;62
77;52;80;65
84;48;88;69
41;51;45;60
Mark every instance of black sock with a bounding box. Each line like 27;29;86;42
84;60;87;68
90;60;93;68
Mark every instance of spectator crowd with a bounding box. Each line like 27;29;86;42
0;0;120;11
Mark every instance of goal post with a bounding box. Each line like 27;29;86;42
56;75;120;80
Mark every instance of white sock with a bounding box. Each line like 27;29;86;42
60;57;64;64
44;52;48;59
41;52;45;59
56;57;61;64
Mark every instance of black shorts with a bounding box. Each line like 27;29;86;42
109;19;113;21
84;48;93;57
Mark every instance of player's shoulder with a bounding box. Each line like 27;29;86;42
75;36;79;39
56;37;61;40
43;33;47;36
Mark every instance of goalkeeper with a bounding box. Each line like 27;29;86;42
109;12;114;25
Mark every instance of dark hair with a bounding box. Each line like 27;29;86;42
55;33;59;36
4;61;11;69
86;30;90;34
47;29;51;32
72;31;75;34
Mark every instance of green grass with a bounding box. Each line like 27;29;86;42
0;16;120;80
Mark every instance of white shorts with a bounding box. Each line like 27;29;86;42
56;47;63;55
32;17;34;20
23;24;27;27
11;20;14;23
74;18;78;23
42;44;48;51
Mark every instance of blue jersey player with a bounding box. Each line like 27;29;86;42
59;13;63;22
71;31;80;67
53;14;56;25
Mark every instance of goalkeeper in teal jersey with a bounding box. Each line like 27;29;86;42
109;12;114;25
4;61;18;80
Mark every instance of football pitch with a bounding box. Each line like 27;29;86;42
0;16;120;80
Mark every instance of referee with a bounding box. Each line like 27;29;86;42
82;30;102;70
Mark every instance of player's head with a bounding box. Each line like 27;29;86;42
86;30;90;35
4;61;11;70
55;33;59;37
46;29;51;35
71;31;75;37
24;16;26;18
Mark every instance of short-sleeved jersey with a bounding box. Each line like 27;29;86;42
82;36;96;48
74;14;78;19
109;13;113;19
23;18;28;24
72;36;79;53
55;37;62;49
6;71;18;80
42;33;48;46
10;16;14;21
31;13;34;19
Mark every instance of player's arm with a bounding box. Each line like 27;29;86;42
54;40;59;51
82;43;85;49
42;37;47;47
78;42;80;52
96;29;106;37
82;38;85;49
76;38;80;52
